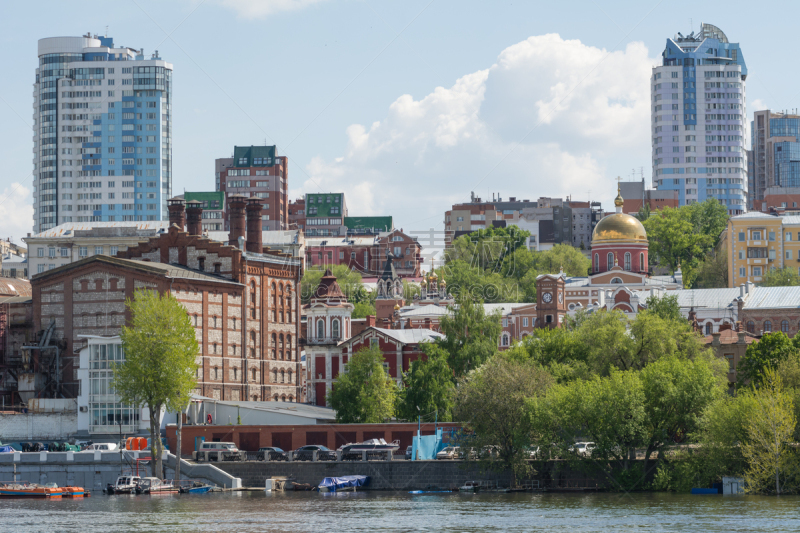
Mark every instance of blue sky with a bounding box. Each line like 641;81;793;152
0;0;793;244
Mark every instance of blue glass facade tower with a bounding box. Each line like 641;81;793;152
33;35;173;233
651;23;748;215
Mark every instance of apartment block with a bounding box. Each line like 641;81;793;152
215;146;288;231
304;193;348;237
750;110;800;210
727;211;800;286
34;35;173;233
651;23;747;214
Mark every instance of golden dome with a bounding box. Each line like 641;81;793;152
394;303;400;311
592;213;648;243
429;271;438;281
440;279;446;287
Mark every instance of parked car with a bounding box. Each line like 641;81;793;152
436;446;460;460
256;446;288;461
193;441;246;462
292;445;336;461
85;442;118;452
405;446;413;460
568;442;595;457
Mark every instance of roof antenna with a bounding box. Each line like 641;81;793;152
105;26;108;38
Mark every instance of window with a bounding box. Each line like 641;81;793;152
594;254;599;271
332;319;340;339
502;318;508;327
523;317;528;327
607;252;614;269
79;246;88;257
317;319;325;339
37;247;44;258
48;247;55;258
501;334;509;347
764;321;772;333
747;321;755;333
611;277;623;284
60;247;68;257
705;323;712;335
753;266;762;276
782;320;789;334
639;253;645;271
624;252;631;271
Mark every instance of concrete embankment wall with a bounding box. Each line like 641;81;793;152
0;451;241;491
0;411;78;440
219;460;514;490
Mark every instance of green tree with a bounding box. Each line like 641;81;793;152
693;250;729;289
742;369;797;495
760;267;800;287
327;346;397;423
643;293;682;322
687;198;730;249
351;301;376;319
533;244;592;277
113;289;199;478
445;226;531;273
301;265;368;303
397;344;455;422
574;310;631;375
437;292;502;377
455;354;553;484
738;332;799;388
635;203;652;222
639;355;725;478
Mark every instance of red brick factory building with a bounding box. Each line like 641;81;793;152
29;197;303;403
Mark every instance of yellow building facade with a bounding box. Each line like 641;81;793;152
728;212;800;287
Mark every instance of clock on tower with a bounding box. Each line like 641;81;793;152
535;273;566;330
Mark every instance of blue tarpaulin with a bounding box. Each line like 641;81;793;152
411;428;446;460
0;446;14;453
318;475;370;492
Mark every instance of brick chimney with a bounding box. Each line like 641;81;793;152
228;194;247;248
366;315;376;328
186;200;203;236
245;197;263;254
167;197;186;230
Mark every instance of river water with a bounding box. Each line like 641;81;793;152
3;491;799;532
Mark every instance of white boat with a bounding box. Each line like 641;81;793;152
459;481;480;493
105;476;141;494
339;438;400;454
135;477;178;494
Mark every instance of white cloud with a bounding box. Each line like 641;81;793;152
301;33;657;236
0;182;34;242
750;98;767;113
213;0;329;18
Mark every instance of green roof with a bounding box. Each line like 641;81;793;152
344;216;393;232
185;191;225;209
233;145;277;167
306;193;344;218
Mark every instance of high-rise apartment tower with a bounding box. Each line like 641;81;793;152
33;35;173;233
651;23;747;215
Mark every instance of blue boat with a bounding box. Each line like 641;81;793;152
409;490;453;494
179;482;214;494
318;475;370;493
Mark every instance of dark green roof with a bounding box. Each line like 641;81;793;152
306;193;344;218
233;145;277;167
344;216;393;232
185;191;225;209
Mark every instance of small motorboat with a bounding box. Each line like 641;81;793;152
63;486;87;497
339;438;400;454
135;477;178;495
105;475;141;494
318;475;370;493
458;481;480;493
179;481;214;494
0;482;63;498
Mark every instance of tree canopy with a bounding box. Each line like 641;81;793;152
760;267;800;288
436;291;502;377
397;344;455;422
114;289;199;478
738;332;799;388
327;346;397;423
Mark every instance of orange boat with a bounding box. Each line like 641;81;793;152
63;486;87;497
0;483;63;498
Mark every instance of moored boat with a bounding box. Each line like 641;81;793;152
0;482;63;498
179;481;214;494
338;438;400;454
135;477;179;494
105;475;141;494
318;475;370;493
458;481;480;493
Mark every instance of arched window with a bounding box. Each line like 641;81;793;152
251;368;257;381
233;367;238;380
281;395;286;402
501;334;509;347
272;283;277;309
286;296;293;323
288;369;293;383
214;367;219;380
747;321;755;333
594;254;599;271
274;395;279;401
782;320;789;333
624;252;631;271
250;281;256;304
213;343;217;354
764;320;772;333
250;331;256;345
288;395;294;402
332;318;340;339
286;335;292;360
639;253;645;271
271;369;277;382
317;319;325;339
280;370;285;383
607;252;614;270
610;277;623;284
705;323;712;335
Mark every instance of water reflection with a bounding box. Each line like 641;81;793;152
2;492;798;532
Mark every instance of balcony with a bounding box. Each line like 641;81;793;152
302;336;343;345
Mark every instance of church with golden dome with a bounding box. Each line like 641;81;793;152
535;186;681;322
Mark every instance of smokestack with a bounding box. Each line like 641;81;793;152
186;200;203;236
228;194;247;247
246;197;263;254
167;197;186;231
